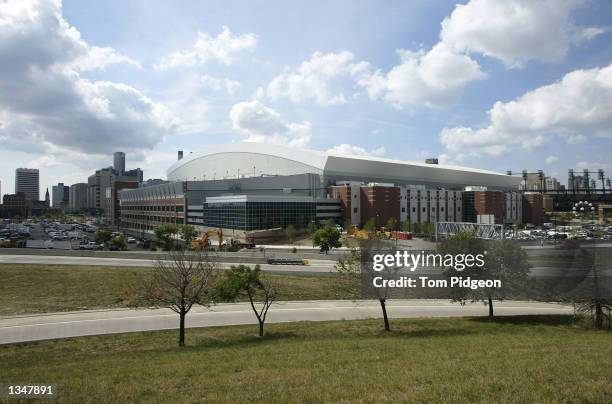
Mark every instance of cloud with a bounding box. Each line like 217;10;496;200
567;134;587;144
155;26;258;70
440;0;607;68
327;144;385;157
575;161;610;172
266;51;370;106
201;74;241;95
545;155;559;165
439;63;612;157
229;100;311;148
0;0;176;158
358;43;485;109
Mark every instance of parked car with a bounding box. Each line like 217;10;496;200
79;242;103;250
127;237;137;244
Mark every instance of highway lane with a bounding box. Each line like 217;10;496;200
0;300;572;345
0;254;337;273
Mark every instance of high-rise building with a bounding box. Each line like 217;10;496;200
113;152;125;175
52;183;69;208
69;183;88;211
15;168;40;201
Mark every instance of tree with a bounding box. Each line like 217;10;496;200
358;239;399;331
343;218;352;232
334;246;361;299
438;231;530;318
154;224;179;251
284;224;297;244
401;221;411;232
216;265;277;337
179;225;198;247
386;217;398;231
324;218;336;229
363;217;377;231
313;226;342;253
95;229;112;245
412;222;421;234
139;250;216;346
110;235;127;251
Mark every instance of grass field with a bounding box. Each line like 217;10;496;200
0;264;357;316
1;316;610;402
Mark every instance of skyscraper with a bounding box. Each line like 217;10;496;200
15;168;40;201
113;152;125;175
52;183;69;208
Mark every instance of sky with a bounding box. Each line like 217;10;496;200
1;0;612;198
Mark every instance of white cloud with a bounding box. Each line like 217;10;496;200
0;0;176;157
440;0;607;68
358;43;485;109
155;26;258;70
229;100;311;148
439;63;612;157
568;134;587;144
200;74;241;95
575;161;610;172
545;155;559;165
266;51;370;106
327;144;385;157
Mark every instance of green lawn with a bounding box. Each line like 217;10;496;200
0;264;357;316
1;316;610;402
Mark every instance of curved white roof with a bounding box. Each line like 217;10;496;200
167;142;520;190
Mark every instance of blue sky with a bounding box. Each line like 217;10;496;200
1;0;612;198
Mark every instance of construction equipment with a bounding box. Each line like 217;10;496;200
191;229;224;250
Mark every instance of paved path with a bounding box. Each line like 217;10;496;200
0;300;572;345
0;254;336;273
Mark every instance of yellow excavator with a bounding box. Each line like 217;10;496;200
191;229;223;250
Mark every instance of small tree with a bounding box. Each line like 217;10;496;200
324;218;336;229
438;231;530;318
401;221;411;232
386;217;397;231
154;224;179;251
284;224;297;244
140;250;216;346
110;234;127;251
95;229;112;245
363;217;377;231
216;265;277;337
313;226;342;253
343;218;352;232
179;224;198;247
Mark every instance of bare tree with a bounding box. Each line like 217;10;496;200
144;250;216;346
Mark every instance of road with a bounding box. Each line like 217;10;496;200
0;300;572;345
0;254;337;273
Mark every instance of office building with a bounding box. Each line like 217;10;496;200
15;168;39;201
69;183;88;211
1;193;32;218
522;192;544;226
113;152;126;175
52;183;69;209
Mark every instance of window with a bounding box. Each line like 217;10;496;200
412;207;416;213
353;207;358;213
401;207;405;212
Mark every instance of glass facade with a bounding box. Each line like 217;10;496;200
200;201;316;230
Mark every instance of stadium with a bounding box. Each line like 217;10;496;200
166;142;520;190
120;142;525;239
